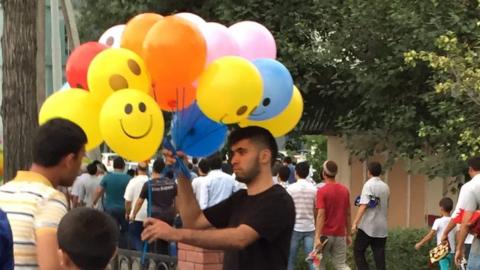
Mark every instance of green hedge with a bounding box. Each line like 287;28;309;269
294;228;435;270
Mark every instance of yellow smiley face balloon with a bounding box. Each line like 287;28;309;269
88;48;151;104
196;56;263;124
99;89;164;161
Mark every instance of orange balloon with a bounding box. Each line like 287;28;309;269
152;82;196;111
121;13;163;56
143;16;207;85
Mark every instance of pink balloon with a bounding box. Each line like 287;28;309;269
199;22;239;64
175;12;206;26
228;21;276;60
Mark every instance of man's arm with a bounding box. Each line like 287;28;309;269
352;204;367;232
125;200;132;221
92;186;105;207
456;210;473;265
163;150;211;229
142;218;259;250
440;219;458;243
131;198;145;220
314;208;325;249
36;229;62;270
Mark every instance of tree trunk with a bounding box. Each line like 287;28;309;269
1;0;38;181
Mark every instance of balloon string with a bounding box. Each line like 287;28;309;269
179;124;226;153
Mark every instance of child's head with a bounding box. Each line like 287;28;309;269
439;197;453;214
57;208;118;270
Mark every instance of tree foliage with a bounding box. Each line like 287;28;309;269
76;0;480;179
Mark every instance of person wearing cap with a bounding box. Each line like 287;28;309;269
314;160;352;270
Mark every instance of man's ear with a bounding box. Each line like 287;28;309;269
259;149;272;165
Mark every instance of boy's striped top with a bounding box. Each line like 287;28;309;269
0;171;68;269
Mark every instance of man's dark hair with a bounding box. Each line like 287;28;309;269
152;158;166;174
112;157;125;170
468;157;480;171
323;160;338;178
206;152;223;170
192;157;198;165
137;162;148;173
439;197;453;213
33;118;87;167
295;161;310;179
86;163;98;176
367;161;382;177
283;156;292;164
278;166;290;182
198;158;210;175
228;126;278;167
57;208;118;270
126;169;136;177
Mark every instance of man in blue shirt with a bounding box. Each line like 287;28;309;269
93;157;131;248
283;156;296;184
0;208;13;270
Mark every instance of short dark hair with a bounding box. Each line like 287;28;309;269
228;126;278;167
57;208;118;270
468;157;480;171
368;161;382;177
439;197;453;213
295;161;310;179
198;159;210;175
192;157;198;165
278;166;290;182
33;118;87;167
323;160;338;177
86;162;98;175
112;157;125;170
284;156;292;164
152;158;166;174
207;152;223;170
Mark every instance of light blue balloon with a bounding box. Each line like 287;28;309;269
249;59;294;120
171;102;228;157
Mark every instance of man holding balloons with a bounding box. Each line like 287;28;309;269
141;126;296;270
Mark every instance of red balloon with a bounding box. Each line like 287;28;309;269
66;42;107;90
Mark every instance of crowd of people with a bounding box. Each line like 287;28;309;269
2;118;480;270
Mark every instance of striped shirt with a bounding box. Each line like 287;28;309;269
0;171;68;269
287;179;317;232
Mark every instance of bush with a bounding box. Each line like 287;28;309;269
294;228;435;270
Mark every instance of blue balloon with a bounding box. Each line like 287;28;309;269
249;59;294;121
171;102;228;157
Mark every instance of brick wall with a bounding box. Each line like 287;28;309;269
177;243;223;270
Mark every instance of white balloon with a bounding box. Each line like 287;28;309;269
98;24;125;48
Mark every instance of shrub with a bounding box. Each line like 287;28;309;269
295;228;435;270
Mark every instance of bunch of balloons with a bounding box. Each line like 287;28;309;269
38;12;304;162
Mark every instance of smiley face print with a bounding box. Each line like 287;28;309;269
88;48;152;104
100;89;164;161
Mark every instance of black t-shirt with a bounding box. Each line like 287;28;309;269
203;184;295;270
140;178;177;224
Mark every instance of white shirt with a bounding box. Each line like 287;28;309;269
433;216;456;253
358;177;390;238
192;175;208;207
79;174;102;208
197;169;238;210
455;174;480;212
124;175;149;221
71;173;89;197
287;179;317;232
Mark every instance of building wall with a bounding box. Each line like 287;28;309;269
327;136;445;229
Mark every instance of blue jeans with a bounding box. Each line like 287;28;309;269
105;208;128;249
288;230;315;270
128;221;144;251
468;253;480;270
